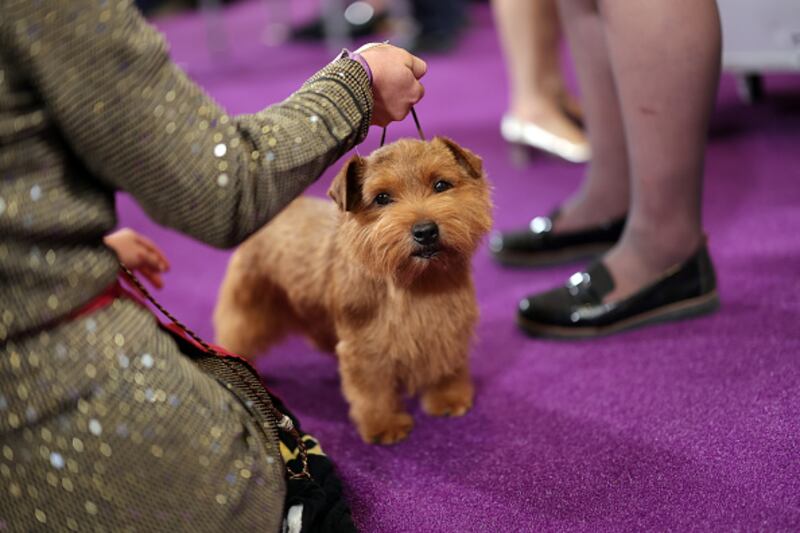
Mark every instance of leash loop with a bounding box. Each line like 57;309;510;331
379;107;425;147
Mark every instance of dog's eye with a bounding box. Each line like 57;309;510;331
433;180;453;193
374;192;392;206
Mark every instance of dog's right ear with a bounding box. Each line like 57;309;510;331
328;155;366;212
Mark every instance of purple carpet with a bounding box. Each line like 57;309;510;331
117;3;800;530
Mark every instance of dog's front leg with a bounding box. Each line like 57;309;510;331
336;340;413;445
421;364;474;417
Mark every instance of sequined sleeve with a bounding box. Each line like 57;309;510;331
2;0;373;248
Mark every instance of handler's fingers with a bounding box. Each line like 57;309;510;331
409;55;427;80
411;80;425;105
135;234;170;271
140;267;164;289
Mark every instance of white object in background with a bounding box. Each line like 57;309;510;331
501;115;591;164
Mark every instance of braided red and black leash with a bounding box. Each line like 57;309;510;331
120;265;311;480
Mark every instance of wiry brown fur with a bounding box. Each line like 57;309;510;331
214;137;493;444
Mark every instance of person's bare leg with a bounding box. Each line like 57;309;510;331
492;0;586;145
597;0;721;301
554;0;629;231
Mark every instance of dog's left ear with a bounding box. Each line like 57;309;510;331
434;136;483;179
328;155;366;212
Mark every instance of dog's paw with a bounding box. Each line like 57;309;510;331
421;391;473;418
357;413;414;445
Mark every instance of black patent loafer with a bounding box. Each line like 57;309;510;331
517;243;719;338
490;211;626;267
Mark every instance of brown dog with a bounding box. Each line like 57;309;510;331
213;137;492;444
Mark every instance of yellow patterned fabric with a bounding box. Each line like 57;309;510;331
0;0;372;530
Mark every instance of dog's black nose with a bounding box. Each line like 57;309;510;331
412;221;439;245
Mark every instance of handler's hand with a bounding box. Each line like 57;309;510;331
104;228;170;289
358;43;427;127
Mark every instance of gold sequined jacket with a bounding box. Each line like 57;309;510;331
0;0;372;530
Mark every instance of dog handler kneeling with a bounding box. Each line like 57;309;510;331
0;1;426;529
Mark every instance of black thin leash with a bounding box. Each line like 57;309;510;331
380;107;425;147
